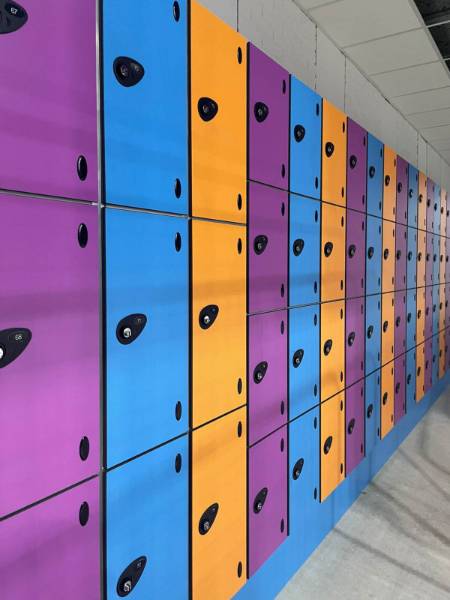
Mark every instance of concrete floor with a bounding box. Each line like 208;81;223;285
278;387;450;600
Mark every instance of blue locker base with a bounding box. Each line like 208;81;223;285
235;372;450;600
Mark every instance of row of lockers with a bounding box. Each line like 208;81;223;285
3;331;448;600
1;0;449;235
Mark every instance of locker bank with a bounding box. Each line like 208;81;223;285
2;1;450;599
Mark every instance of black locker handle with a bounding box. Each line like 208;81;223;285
409;189;413;198
198;97;219;122
397;182;403;193
324;241;333;257
293;349;304;368
199;305;219;330
407;374;412;385
395;382;401;394
253;488;268;513
367;404;374;419
254;102;269;123
254;235;268;255
396;316;401;327
325;142;334;157
323;436;333;454
293;238;305;257
294;124;306;142
383;248;389;260
348;331;356;347
323;339;333;356
113;57;145;87
369;166;376;178
408;251;413;261
385;175;390;186
116;556;147;597
292;458;305;480
0;2;28;34
253;361;268;384
348;244;356;258
367;325;374;339
348;418;356;435
367;246;374;259
382;392;388;405
396;250;401;260
116;314;147;344
349;155;357;169
383;321;388;333
199;503;219;535
0;328;32;369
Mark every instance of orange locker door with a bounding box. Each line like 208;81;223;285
191;1;247;223
321;300;345;401
416;342;425;402
381;363;394;438
418;172;427;231
320;391;345;501
417;287;425;345
439;331;446;378
192;220;246;427
417;230;426;288
321;203;346;302
192;407;247;600
322;101;347;207
381;292;395;365
440;237;446;285
382;220;395;293
383;146;397;221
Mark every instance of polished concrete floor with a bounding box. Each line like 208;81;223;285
278;388;450;600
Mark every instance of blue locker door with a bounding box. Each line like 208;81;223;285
365;294;381;375
103;1;188;213
366;215;382;296
406;348;416;412
106;435;188;599
432;334;439;383
105;208;189;467
406;289;417;351
289;305;320;419
290;77;322;199
365;370;381;455
367;134;383;218
289;195;321;306
408;165;419;228
407;226;417;289
433;235;440;286
289;408;320;552
433;285;440;335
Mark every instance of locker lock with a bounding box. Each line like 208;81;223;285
385;175;390;186
407;374;412;384
409;189;413;198
199;503;219;534
198;97;219;122
397;182;402;193
349;155;357;169
293;349;304;367
369;166;376;178
116;557;147;597
324;241;333;257
408;251;413;261
323;339;333;356
253;488;268;513
199;305;219;330
419;194;423;203
77;156;88;182
292;458;304;480
395;383;400;394
254;102;269;123
347;418;355;435
383;321;388;333
293;238;304;256
348;331;356;347
396;317;401;327
367;404;373;419
367;246;374;259
113;57;145;87
323;436;333;454
348;244;356;258
382;392;388;405
116;314;147;344
0;328;32;369
294;124;306;142
367;325;374;339
254;235;268;255
396;250;401;260
253;361;268;383
0;2;28;33
383;248;389;260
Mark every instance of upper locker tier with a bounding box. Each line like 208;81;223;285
191;1;247;223
103;0;189;213
0;0;98;201
322;100;347;207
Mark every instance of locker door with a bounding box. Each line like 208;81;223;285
192;221;246;427
395;224;407;291
367;134;384;218
446;327;450;371
0;0;97;202
0;478;99;600
249;426;288;576
425;286;433;341
381;362;395;439
106;209;189;467
418;172;427;230
424;338;433;392
439;330;446;378
346;119;367;212
442;188;448;237
439;284;446;332
427;179;435;232
447;244;450;285
447;284;450;327
366;215;382;296
290;77;322;199
433;235;440;287
436;185;443;234
0;196;99;518
381;292;395;365
396;156;408;225
191;1;247;222
345;380;365;476
106;436;188;599
394;291;407;358
440;237;446;286
406;348;416;411
248;182;288;313
346;297;365;388
289;409;320;538
417;287;426;345
322;101;347;206
103;0;188;213
289;305;320;419
416;342;425;403
383;146;397;221
407;226;417;289
406;289;417;351
382;220;395;293
249;310;288;445
320;392;345;501
433;333;439;383
321;300;345;401
425;233;433;286
289;195;321;306
346;208;366;299
365;370;381;455
433;285;440;335
417;229;426;288
321;203;346;302
394;355;406;424
192;408;246;600
365;294;381;375
249;44;289;190
408;165;419;228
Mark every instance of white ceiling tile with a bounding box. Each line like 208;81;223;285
429;138;450;151
408;108;450;129
308;0;420;47
391;87;450;114
418;136;427;172
372;62;450;97
293;0;339;9
421;124;450;142
345;29;439;75
316;29;346;109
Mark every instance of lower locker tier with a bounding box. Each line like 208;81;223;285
320;391;346;501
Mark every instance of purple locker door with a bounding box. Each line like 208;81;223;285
248;44;290;190
346;119;367;212
249;311;288;445
425;338;433;392
425;287;433;340
446;327;450;370
249;426;288;576
427;179;435;231
394;355;406;423
0;1;97;202
0;478;99;600
426;233;433;286
346;380;365;475
248;182;288;313
346;208;366;299
346;297;365;387
394;291;407;358
0;195;99;518
395;224;407;291
396;157;408;225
